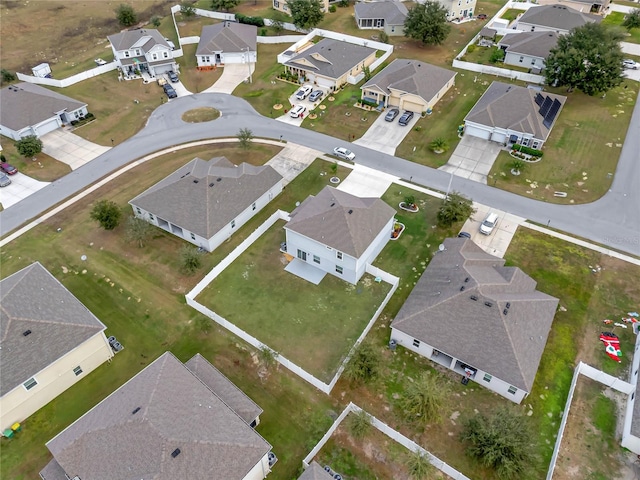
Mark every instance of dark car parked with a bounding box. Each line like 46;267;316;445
0;162;18;175
385;108;399;122
163;83;177;99
168;71;179;83
477;13;487;20
398;111;414;126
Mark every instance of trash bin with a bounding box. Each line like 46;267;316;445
11;423;21;432
3;429;14;438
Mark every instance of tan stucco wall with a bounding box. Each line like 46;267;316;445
0;333;113;431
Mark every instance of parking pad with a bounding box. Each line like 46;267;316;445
0;173;49;209
440;135;502;184
459;206;524;258
337;165;397;198
353;111;419;155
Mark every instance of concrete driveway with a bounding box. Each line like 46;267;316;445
459;206;524;258
336;163;398;198
440;135;502;184
41;130;111;170
353;110;418;155
266;143;322;184
0;173;49;209
203;63;256;94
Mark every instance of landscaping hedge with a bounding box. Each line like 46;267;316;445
235;14;265;27
513;144;543;157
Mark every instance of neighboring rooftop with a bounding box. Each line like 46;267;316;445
391;238;558;392
298;461;335;480
362;58;456;104
284;38;376;80
197;21;257;56
108;28;171;52
0;83;86;132
499;31;559;58
285;186;396;258
44;352;271;480
354;0;408;25
129;156;282;238
0;262;106;396
464;81;567;141
517;4;600;31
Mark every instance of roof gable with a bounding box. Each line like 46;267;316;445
108;28;170;52
354;0;408;24
284;39;376;80
298;461;335;480
517;4;600;31
197;22;257;55
499;31;559;58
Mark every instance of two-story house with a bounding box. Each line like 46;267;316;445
108;28;177;78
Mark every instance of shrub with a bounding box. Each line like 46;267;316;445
260;28;267;36
71;120;78;126
150;15;162;27
235;13;264;27
85;112;95;119
1;69;16;83
345;410;372;439
437;192;475;227
512;144;543;157
467;44;476;53
90;200;121;230
16;135;43;157
489;48;505;63
379;31;389;43
329;4;336;12
179;245;202;275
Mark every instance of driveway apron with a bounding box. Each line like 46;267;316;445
41;130;111;170
440;135;502;184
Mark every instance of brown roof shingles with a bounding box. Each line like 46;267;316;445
298;461;335;480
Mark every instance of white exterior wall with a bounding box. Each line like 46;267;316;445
504;51;545;70
390;328;527;403
198;51;256;67
622;334;640;454
355;217;394;280
516;21;568;35
464;121;543;148
242;452;271;480
0;333;113;431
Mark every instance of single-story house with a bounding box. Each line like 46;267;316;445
108;28;177;78
196;21;257;69
498;31;559;71
40;352;273;480
463;81;567;149
390;238;559;404
361;58;456;113
0;262;113;433
515;4;600;35
284;186;396;285
0;83;88;140
283;38;377;91
298;462;334;479
354;0;408;36
419;0;477;21
273;0;330;15
129;156;283;252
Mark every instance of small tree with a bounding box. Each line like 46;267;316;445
288;0;325;30
436;191;475;227
406;451;437;480
90;200;122;230
343;342;381;384
404;195;416;207
509;158;526;174
116;4;138;27
345;410;372;439
237;127;254;149
623;8;640;30
1;69;16;83
271;19;284;35
461;406;537;479
379;31;389;43
429;137;449;153
489;48;505;63
180;2;196;18
330;161;338;174
125;215;155;247
210;0;240;12
363;65;372;82
150;15;162;27
180;245;202;275
399;371;449;425
15;135;43;157
404;1;451;46
258;345;278;369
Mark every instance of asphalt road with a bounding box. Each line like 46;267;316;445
1;93;638;256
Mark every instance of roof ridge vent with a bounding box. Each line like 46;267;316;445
23;330;32;336
132;407;141;415
171;448;181;458
348;209;353;214
470;295;478;301
193;179;199;183
209;182;214;187
484;301;493;307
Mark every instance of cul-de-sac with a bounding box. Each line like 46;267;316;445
1;0;639;479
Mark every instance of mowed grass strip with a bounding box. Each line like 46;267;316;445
196;219;392;382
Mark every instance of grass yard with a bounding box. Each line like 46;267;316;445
177;43;224;93
603;12;640;44
0;141;70;183
489;80;639;204
501;8;522;22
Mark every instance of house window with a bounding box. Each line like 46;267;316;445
136;207;142;215
336;251;343;260
73;366;83;376
391;26;395;32
204;56;210;62
297;250;307;261
313;255;320;264
75;112;79;118
522;138;529;146
124;51;130;58
163;52;168;58
508;385;517;395
483;373;492;382
532;141;540;149
412;339;420;347
152;53;158;60
231;220;236;228
149;214;155;221
135;49;141;56
274;0;279;6
519;56;524;63
190;233;196;240
252;202;256;211
531;58;536;65
23;377;38;391
335;265;343;274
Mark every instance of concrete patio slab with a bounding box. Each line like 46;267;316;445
285;258;326;285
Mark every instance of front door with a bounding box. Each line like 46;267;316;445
215;53;222;64
375;19;383;28
297;249;307;261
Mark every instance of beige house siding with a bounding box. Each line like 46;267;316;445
385;77;455;113
0;333;113;431
273;0;329;14
287;50;377;90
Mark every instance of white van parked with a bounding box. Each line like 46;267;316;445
479;212;498;235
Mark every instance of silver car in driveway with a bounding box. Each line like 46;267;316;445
0;172;11;187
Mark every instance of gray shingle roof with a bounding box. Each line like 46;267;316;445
39;459;68;480
285;186;396;258
129;156;282;238
391;238;558;392
107;28;170;52
185;354;262;425
45;352;271;480
499;31;559;58
362;59;456;105
517;4;600;31
0;262;106;396
197;22;257;56
464;81;566;141
284;39;376;81
354;0;408;25
298;461;335;480
0;83;86;132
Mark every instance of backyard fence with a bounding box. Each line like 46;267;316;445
302;402;472;480
16;62;118;87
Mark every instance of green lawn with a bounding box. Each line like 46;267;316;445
603;12;640;44
501;8;522;22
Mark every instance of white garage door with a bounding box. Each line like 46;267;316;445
490;131;507;144
400;100;425;113
316;77;334;89
464;124;491;140
33;117;60;137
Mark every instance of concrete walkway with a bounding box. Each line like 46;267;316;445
440;135;502;184
41;130;111;170
203;63;256;94
266;142;323;184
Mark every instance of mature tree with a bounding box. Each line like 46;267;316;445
15;135;43;157
461;407;537;479
288;0;325;31
150;15;162;27
90;200;122;230
623;8;640;30
210;0;239;12
116;4;138;27
345;410;372;439
545;23;624;96
125;215;155;248
179;245;202;274
405;451;437;480
180;2;196;18
271;18;285;35
436;191;475;227
343;342;381;384
399;371;450;425
404;1;450;46
237;127;254;149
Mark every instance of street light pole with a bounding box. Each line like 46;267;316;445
243;47;253;84
446;171;454;199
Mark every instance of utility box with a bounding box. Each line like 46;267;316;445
32;63;52;78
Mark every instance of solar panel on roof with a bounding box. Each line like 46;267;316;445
543;99;561;128
539;96;553;117
535;93;544;106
